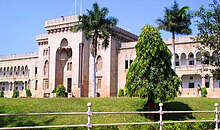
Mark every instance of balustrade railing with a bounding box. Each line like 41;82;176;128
0;102;219;130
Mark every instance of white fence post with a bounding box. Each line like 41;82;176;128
87;102;92;130
159;103;163;130
215;103;219;130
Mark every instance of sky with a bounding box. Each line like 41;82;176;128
0;0;215;56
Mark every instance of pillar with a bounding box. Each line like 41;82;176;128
210;75;214;91
202;76;206;87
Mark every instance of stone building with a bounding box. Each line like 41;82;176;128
0;15;219;98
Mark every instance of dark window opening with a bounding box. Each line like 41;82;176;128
189;61;194;65
205;82;209;88
189;83;194;88
176;62;179;66
35;80;38;90
190;77;193;80
35;67;37;75
130;60;133;66
125;60;128;69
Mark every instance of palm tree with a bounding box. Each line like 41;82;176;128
72;3;118;97
156;1;192;72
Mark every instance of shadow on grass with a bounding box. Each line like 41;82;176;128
137;101;195;121
0;105;56;129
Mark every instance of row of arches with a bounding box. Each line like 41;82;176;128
0;65;28;72
175;51;217;66
0;65;29;77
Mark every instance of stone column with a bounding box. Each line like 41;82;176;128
10;82;12;91
202;76;206;87
210;75;214;91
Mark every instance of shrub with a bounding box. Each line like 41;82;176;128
12;90;19;98
26;89;32;97
56;84;66;97
118;89;124;97
0;90;4;98
201;86;207;97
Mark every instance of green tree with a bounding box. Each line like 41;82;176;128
156;1;192;71
125;25;181;111
194;0;220;79
56;84;66;97
72;3;118;97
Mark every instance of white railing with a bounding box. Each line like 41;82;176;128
0;102;219;130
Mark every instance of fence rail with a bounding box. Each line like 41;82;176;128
0;102;219;130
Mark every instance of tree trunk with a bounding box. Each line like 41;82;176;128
92;55;97;97
146;96;155;120
91;32;98;98
171;32;176;72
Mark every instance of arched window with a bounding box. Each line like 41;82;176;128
188;52;194;65
203;51;210;64
175;53;179;66
44;60;49;75
60;38;68;47
0;67;2;76
96;56;103;71
25;65;28;75
212;51;218;65
17;66;20;75
10;67;13;75
21;66;25;75
181;53;187;66
196;52;202;65
67;62;72;71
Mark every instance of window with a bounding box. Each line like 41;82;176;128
190;77;193;80
67;62;72;71
205;82;209;88
43;79;49;89
35;67;37;74
125;60;128;69
44;61;49;75
35;80;38;90
97;79;101;89
175;54;180;66
130;60;133;66
175;62;179;66
189;61;194;65
97;56;102;71
2;87;5;91
98;44;101;50
189;83;194;88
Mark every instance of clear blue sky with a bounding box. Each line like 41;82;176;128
0;0;214;56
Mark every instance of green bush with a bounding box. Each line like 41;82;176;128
118;89;124;97
56;84;66;97
26;89;32;97
0;90;4;98
12;90;19;98
201;87;207;97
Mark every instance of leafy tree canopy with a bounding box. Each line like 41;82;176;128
125;25;181;110
157;1;192;38
194;0;220;79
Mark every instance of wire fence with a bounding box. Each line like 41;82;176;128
0;102;219;130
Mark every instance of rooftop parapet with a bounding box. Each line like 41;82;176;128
163;36;196;44
113;26;138;41
0;52;38;61
120;42;137;49
45;15;78;27
36;34;48;41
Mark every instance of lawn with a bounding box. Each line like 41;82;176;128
0;97;219;129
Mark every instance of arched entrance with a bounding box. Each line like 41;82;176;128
55;38;72;92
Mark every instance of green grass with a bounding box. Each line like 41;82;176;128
0;97;219;129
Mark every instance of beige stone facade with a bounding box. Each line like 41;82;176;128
0;15;219;98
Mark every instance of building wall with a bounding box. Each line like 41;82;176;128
1;15;219;98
